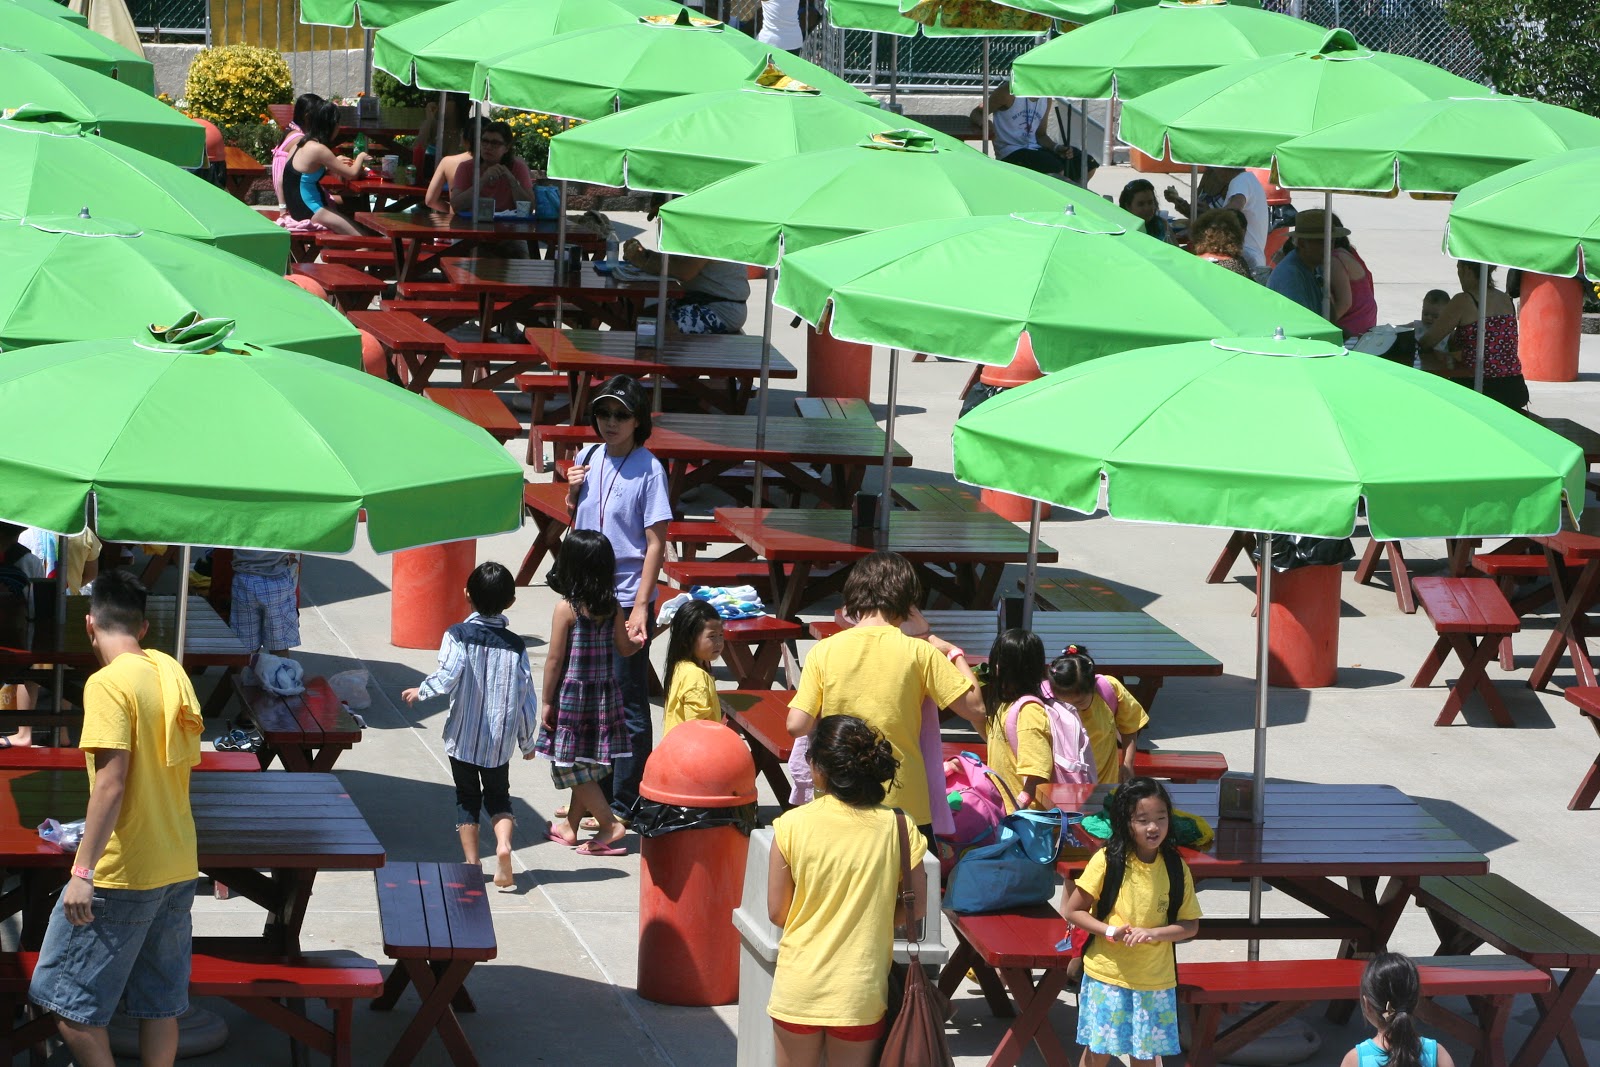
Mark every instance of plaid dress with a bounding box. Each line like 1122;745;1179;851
536;609;629;769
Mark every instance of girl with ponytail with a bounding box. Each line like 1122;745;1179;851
767;715;929;1066
1342;953;1456;1067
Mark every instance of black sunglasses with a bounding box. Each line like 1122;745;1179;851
594;406;633;420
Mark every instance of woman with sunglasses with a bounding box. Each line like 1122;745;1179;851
447;119;537;216
564;376;672;826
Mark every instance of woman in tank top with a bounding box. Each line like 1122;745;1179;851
283;99;369;237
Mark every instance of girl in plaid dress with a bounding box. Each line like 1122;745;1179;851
538;530;640;856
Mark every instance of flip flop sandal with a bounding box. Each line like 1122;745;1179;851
544;828;577;847
575;840;628;857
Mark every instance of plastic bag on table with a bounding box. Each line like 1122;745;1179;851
626;799;759;838
39;818;85;852
328;669;371;710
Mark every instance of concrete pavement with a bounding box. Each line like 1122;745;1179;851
121;164;1600;1065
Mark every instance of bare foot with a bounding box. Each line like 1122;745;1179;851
545;824;578;847
493;847;514;889
591;821;627;849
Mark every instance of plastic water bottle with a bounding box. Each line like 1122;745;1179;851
605;232;619;271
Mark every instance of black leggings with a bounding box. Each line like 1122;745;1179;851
451;757;512;826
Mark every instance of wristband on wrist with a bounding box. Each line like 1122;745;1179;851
945;646;966;662
1104;924;1121;941
71;864;94;882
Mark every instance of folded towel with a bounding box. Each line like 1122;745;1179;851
145;649;203;768
254;652;305;697
689;585;766;620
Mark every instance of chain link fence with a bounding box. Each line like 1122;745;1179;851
1270;0;1483;81
127;0;208;40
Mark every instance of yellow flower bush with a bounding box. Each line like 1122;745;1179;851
503;110;581;169
183;45;294;126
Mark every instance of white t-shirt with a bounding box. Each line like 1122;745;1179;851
1226;170;1268;270
758;0;803;49
992;96;1048;160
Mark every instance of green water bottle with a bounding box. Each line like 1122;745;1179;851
352;132;368;157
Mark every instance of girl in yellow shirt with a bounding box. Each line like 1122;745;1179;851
1048;645;1148;785
661;601;724;737
984;628;1055;810
768;715;928;1066
1066;777;1202;1067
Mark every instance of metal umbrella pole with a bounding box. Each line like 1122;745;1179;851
1321;191;1334;320
1189;165;1198;230
875;348;901;535
653;200;672;410
1472;264;1488;394
1248;530;1273;961
173;546;193;670
752;270;776;505
363;30;373;95
980;38;991;157
554;179;569;328
889;35;899;112
470;108;482;227
1022;500;1042;629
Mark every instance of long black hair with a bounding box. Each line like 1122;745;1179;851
985;628;1046;715
548;529;618;620
1092;777;1185;929
807;715;899;807
301;99;341;147
1362;953;1425;1067
588;375;653;445
664;600;720;693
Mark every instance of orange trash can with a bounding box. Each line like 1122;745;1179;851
806;310;872;400
1265;563;1341;689
635;720;757;1007
390;540;476;649
1518;273;1583;383
978;335;1049;521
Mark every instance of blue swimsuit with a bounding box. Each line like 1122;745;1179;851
283;142;326;221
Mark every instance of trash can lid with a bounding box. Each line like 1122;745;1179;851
639;720;758;807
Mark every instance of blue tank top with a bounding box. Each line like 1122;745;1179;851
283;142;326;221
1357;1038;1438;1067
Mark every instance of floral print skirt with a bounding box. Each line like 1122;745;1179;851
1076;974;1180;1059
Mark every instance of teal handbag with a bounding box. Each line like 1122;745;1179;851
944;808;1063;914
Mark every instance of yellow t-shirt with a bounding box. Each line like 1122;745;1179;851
769;795;928;1026
790;626;973;826
1076;847;1201;991
986;697;1052;809
80;652;199;890
662;661;720;737
1071;677;1148;785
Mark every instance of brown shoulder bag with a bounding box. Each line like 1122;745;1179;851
878;812;955;1067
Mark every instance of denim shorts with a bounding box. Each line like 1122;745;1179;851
30;879;196;1026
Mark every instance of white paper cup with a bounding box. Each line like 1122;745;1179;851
515;200;531;218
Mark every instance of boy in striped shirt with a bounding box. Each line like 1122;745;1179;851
403;562;538;888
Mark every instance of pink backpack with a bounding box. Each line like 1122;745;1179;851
940;751;1008;875
1004;695;1097;786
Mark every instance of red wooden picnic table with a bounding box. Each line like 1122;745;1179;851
1528;531;1600;691
323;174;428;212
0;770;383;952
336;104;427;139
425;386;522;443
524;327;798;416
355;212;604;280
443;257;667;336
715;508;1057;618
536;414;911;511
813;608;1220;710
0;595;249;720
0;746;258;772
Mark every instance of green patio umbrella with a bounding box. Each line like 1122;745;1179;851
776;207;1342;367
898;0;1094;29
0;50;206;167
0;5;154;93
952;331;1581;922
0;213;360;367
1445;147;1600;281
0;331;523;554
657;130;1138;266
469;14;875;118
1010;0;1323;101
0;122;290;273
1118;29;1482;168
3;0;88;26
546;85;965;194
299;0;451;29
1275;95;1600;195
373;0;685;94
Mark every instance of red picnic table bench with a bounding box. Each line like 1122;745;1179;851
291;261;386;312
231;675;364;772
1411;576;1521;727
425;387;522;443
444;258;671;337
373;860;497;1067
1562;687;1600;809
1528;531;1600;692
1415;872;1600;1067
0;746;259;772
347;309;451;391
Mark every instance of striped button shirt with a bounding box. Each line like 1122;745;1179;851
417;613;540;767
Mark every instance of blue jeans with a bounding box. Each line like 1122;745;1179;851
603;608;654;817
30;879;196;1026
